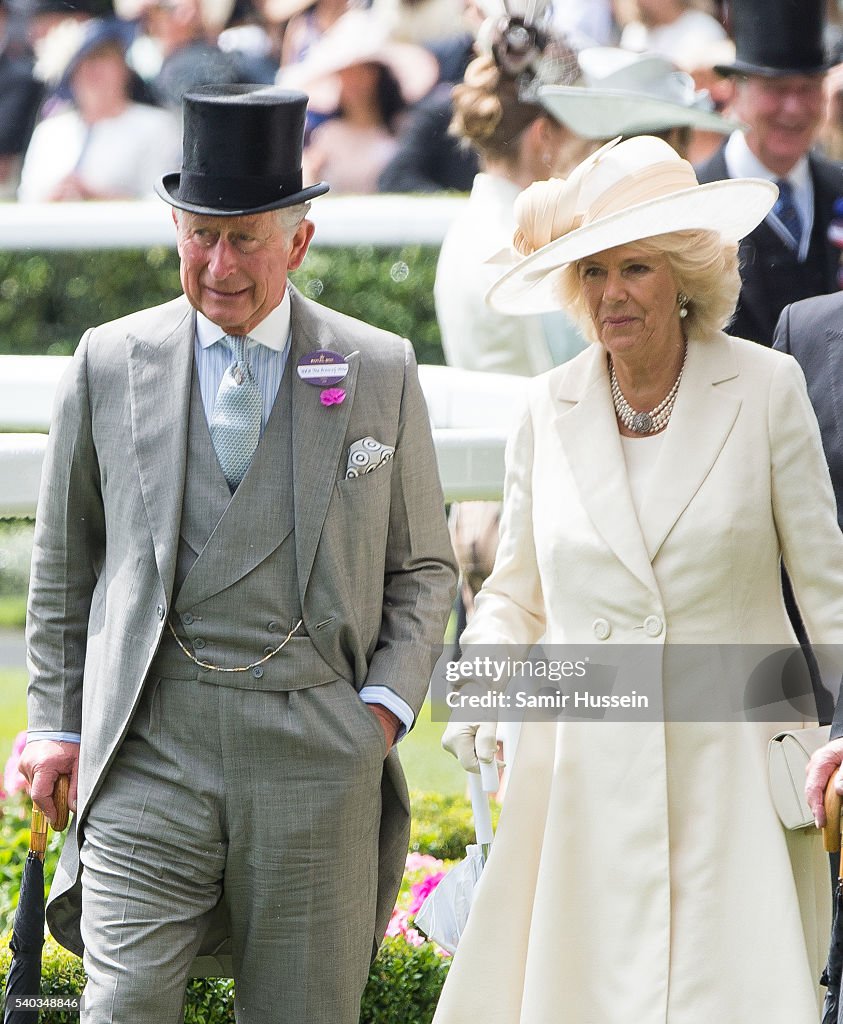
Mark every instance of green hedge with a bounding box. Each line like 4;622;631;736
0;246;444;366
409;790;500;861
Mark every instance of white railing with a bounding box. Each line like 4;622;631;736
0;196;523;516
0;195;467;250
0;357;525;516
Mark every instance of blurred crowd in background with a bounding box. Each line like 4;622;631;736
3;0;843;203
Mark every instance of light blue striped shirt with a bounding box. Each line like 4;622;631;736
194;291;291;431
29;290;413;745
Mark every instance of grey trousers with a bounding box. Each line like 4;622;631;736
79;674;385;1023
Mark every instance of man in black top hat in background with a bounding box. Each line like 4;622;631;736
19;84;457;1024
696;0;843;347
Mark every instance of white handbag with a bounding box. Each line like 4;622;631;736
768;725;830;829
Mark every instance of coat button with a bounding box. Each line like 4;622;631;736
193;637;206;649
182;612;194;625
267;620;280;633
592;618;611;640
157;604;165;620
644;615;663;637
252;666;264;679
264;646;275;656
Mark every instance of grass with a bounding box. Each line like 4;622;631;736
0;596;26;629
401;699;464;795
0;669;27;765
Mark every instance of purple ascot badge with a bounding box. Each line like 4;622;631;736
297;350;349;387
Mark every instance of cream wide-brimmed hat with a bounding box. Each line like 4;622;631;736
538;47;735;139
485;135;776;316
277;8;439;113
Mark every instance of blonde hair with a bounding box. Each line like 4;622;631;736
450;54;545;164
555;230;740;342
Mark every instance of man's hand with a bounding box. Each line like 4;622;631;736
18;740;80;826
442;720;498;773
368;704;400;755
805;737;843;826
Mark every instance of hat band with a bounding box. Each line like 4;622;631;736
584;160;698;225
178;169;305;209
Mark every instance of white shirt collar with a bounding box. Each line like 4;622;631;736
722;130;813;259
195;287;292;351
723;129;810;191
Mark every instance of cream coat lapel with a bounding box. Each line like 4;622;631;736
554;344;658;595
127;297;194;599
638;333;741;561
289;288;359;603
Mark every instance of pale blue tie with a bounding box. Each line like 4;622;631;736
209;334;263;491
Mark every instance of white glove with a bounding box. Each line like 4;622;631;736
442;720;498;773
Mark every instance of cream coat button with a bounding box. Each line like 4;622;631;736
592;618;611;640
644;615;663;637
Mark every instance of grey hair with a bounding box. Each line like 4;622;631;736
275;202;311;236
173;202;311;239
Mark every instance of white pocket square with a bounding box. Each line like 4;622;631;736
346;437;395;479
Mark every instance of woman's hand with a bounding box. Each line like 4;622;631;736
805;737;843;826
442;720;498;773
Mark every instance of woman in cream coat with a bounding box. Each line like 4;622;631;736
436;136;843;1022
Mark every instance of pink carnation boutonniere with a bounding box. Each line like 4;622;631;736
320;387;346;407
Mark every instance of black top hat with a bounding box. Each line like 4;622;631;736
715;0;830;77
156;85;329;216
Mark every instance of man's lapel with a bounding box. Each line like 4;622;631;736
289;289;360;603
127;297;195;600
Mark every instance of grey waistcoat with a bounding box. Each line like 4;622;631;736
149;360;342;690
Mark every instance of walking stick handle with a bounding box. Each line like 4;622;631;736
823;775;842;854
29;774;70;861
53;775;70;832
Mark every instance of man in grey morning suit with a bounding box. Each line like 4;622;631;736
19;85;457;1024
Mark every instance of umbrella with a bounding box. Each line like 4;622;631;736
414;759;498;953
822;777;843;1023
3;777;69;1024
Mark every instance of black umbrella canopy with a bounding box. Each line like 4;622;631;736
3;778;70;1024
3;854;45;1024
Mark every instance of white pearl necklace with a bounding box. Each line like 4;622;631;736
609;345;687;434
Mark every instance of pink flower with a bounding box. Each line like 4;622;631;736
386;907;411;937
385;907;427;948
408;871;446;915
4;731;29;797
405;852;444;873
320;388;346;407
403;925;426;947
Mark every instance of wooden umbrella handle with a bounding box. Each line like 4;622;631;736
53;774;70;832
823;774;842;854
29;774;71;860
